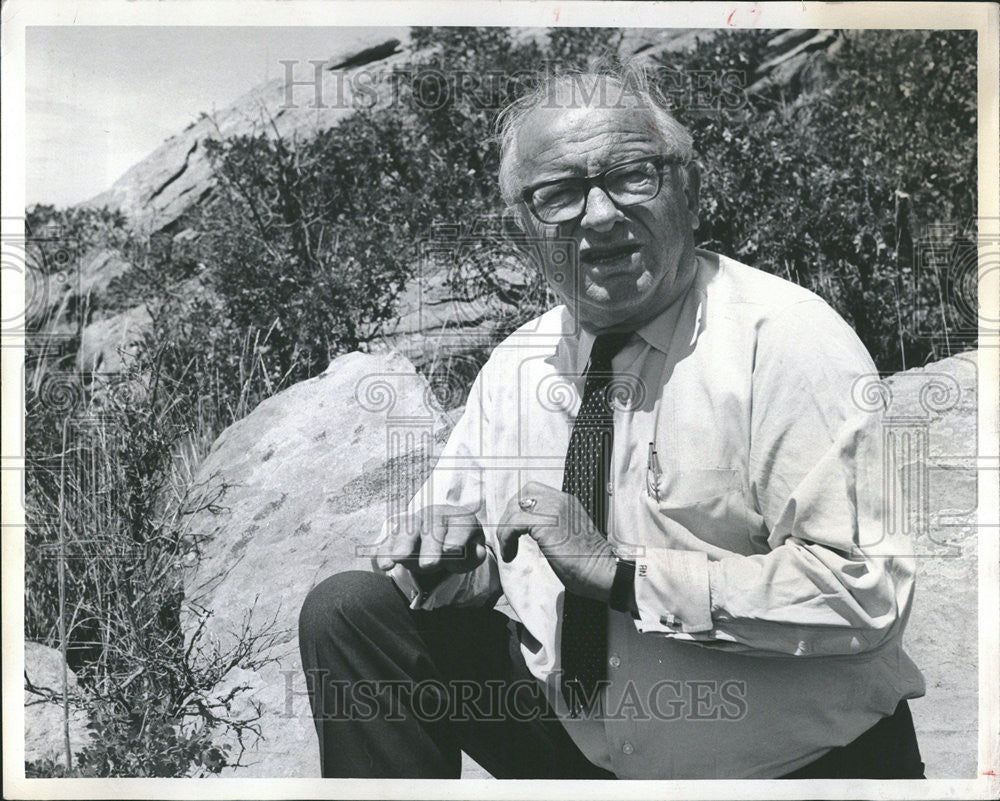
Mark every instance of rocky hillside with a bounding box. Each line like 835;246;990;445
82;28;840;236
48;27;845;371
84;34;411;235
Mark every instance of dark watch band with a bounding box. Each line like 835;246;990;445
609;557;636;614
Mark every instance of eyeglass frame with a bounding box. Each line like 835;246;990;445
519;154;685;224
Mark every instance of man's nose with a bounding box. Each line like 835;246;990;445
580;186;625;231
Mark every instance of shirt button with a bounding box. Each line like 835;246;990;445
608;655;621;668
622;741;635;755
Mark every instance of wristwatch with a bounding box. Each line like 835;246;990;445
609;556;637;615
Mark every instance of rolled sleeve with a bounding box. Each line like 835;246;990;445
692;411;914;657
634;549;712;633
631;299;916;657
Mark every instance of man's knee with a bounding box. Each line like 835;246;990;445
299;569;402;645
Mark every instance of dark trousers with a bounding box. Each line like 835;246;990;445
780;699;925;779
298;570;925;779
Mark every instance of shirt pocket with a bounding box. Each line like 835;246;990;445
647;468;758;556
655;468;741;504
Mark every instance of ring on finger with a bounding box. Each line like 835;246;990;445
519;496;538;512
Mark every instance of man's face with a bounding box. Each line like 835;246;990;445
513;101;700;332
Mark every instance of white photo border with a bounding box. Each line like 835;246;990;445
3;2;997;799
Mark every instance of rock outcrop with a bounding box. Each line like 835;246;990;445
24;642;93;767
180;349;463;777
180;346;978;778
85;33;411;235
27;245;132;328
77;304;153;373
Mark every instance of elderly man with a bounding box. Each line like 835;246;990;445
298;69;926;779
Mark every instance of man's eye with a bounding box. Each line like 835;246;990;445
535;184;580;209
610;167;656;191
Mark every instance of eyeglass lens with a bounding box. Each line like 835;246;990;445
530;160;663;223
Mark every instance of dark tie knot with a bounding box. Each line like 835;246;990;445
588;332;633;373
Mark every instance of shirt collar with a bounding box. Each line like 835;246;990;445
574;252;705;374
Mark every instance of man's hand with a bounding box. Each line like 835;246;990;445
373;505;487;590
496;480;616;602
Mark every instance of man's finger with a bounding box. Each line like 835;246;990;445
373;519;400;571
440;515;483;569
417;509;449;572
375;515;420;571
498;525;525;563
497;508;532;563
443;526;487;572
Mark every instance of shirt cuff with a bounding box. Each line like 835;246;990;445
634;549;713;634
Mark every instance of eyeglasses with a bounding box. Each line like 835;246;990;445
520;155;680;224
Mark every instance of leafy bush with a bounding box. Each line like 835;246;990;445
195;27;620;390
659;28;977;370
199;120;418;381
27;711;228;778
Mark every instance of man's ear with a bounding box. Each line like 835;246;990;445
683;162;701;231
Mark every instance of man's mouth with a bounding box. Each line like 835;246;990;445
580;242;642;267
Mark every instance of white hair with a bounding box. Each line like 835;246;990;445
494;63;695;207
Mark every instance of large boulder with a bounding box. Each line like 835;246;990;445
883;351;979;778
24;642;93;767
180;349;463;777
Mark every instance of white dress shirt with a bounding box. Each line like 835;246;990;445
384;250;926;778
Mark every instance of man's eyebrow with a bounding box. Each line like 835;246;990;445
525;158;589;181
525;152;663;188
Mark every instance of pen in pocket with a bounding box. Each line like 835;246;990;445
646;442;662;500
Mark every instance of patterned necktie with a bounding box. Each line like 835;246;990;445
560;331;632;716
